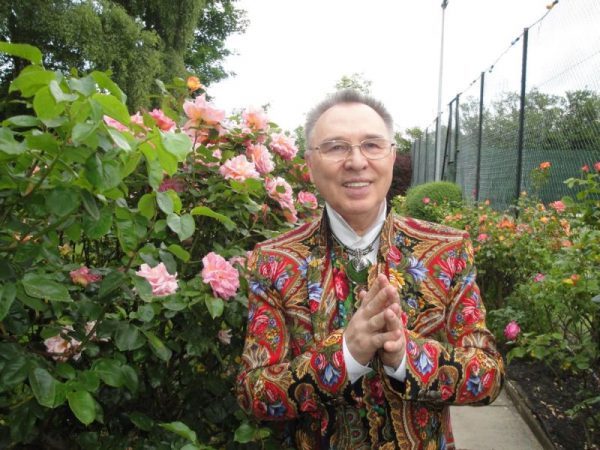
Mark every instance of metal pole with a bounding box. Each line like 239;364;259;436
424;128;429;183
434;117;440;180
453;93;460;183
435;0;449;181
475;72;485;202
516;28;529;203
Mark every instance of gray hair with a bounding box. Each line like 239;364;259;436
304;89;394;148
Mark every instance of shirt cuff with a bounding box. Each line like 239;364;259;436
342;334;373;384
383;353;407;381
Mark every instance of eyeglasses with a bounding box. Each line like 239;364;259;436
311;138;395;162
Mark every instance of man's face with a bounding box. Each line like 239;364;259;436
306;102;395;234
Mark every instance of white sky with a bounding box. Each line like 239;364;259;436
208;0;559;134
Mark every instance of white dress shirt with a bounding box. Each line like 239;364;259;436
325;202;407;384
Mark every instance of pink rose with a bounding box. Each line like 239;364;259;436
298;191;318;210
265;177;294;210
70;266;102;287
246;143;274;175
269;133;298;160
595;161;600;172
477;233;489;242
201;252;240;300
504;321;521;341
183;94;225;127
219;155;260;182
582;164;589;173
422;197;431;204
44;326;81;362
149;108;176;131
217;329;232;345
159;177;186;192
130;112;146;129
103;115;128;132
228;255;247;268
549;200;565;213
242;106;269;131
533;273;545;282
136;262;178;297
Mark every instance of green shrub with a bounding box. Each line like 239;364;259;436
404;181;463;222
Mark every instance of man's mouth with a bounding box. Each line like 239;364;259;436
343;181;370;188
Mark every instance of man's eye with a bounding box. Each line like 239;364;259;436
363;140;383;150
324;142;349;153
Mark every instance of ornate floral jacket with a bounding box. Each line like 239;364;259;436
237;211;504;450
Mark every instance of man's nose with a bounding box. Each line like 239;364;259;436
343;145;369;168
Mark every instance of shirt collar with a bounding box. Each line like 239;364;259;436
325;201;387;250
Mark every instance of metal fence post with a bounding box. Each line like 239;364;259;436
475;72;485;202
424;128;429;183
434;118;440;181
516;27;529;204
441;100;453;180
453;93;460;183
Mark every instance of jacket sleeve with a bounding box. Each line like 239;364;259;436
380;235;505;406
236;246;357;421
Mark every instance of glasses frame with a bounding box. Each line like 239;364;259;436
311;138;396;162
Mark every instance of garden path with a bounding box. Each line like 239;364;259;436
451;388;546;450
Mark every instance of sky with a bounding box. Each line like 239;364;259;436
208;0;561;134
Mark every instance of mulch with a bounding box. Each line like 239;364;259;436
507;357;600;449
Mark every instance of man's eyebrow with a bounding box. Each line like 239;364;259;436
321;133;386;142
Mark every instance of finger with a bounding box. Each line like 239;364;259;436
366;309;387;333
362;273;388;305
364;285;398;319
373;328;403;349
383;335;406;353
384;307;403;331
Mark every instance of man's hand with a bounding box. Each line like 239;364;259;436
344;273;403;366
378;301;406;370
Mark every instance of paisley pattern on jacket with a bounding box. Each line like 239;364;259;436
237;211;504;449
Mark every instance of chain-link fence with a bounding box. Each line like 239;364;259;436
412;0;600;210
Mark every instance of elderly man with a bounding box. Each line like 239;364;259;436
237;90;504;449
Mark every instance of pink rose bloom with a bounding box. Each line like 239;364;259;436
217;329;232;345
201;252;240;300
242;106;269;131
229;255;247;268
269;133;298;160
504;321;521;341
136;262;178;297
70;266;102;287
103;115;128;132
149;108;176;132
246;143;274;175
298;191;318;210
533;273;545;282
595;161;600;172
265;176;295;210
582;164;590;173
183;94;225;127
476;233;489;242
159;177;186;192
219;155;260;181
549;200;566;213
44;326;82;362
422;197;431;204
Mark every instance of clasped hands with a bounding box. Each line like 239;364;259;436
344;273;406;370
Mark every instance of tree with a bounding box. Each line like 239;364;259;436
0;0;246;114
334;72;372;94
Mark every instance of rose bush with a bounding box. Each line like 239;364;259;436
0;44;317;448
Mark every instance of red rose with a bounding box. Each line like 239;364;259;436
333;268;349;300
387;246;402;265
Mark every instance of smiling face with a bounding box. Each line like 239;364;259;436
306;102;395;235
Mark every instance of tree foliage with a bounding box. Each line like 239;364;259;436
0;0;246;114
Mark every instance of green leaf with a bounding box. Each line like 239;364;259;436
160;421;198;443
167;213;195;241
205;297;224;319
55;363;76;381
234;422;258;444
0;127;26;156
67;390;96;425
156;143;178;176
72;122;98;145
22;273;72;302
85;154;122;192
97;271;127;300
68;76;96;96
165;189;182;214
128;412;154;431
46;187;81;217
49;80;78;103
3;115;41;128
190;206;236;231
107;127;131;151
83;206;113;239
0;353;28;389
156;190;174;215
92;93;130;126
120;364;138;393
34;86;65;120
9;66;55;97
114;323;145;351
122;151;142;178
90;71;126;104
134;304;155;322
143;330;172;362
161;132;192;162
0;282;17;321
167;244;190;262
0;42;43;65
29;368;61;408
92;359;124;387
77;370;100;392
138;193;156;220
81;190;100;221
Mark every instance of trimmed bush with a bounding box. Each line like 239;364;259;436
404;181;463;221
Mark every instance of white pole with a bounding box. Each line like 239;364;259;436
435;1;448;181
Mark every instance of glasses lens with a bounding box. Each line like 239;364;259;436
319;140;351;160
360;138;391;159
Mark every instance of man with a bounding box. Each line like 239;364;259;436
237;90;504;449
